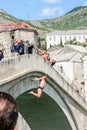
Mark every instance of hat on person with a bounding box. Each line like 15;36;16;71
26;40;29;44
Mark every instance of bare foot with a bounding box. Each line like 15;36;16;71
28;91;34;94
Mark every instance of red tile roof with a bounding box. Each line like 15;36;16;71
0;22;32;32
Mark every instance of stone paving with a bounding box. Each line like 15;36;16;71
16;113;31;130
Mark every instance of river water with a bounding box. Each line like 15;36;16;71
16;90;72;130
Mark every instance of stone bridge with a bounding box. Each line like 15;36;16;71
0;54;87;130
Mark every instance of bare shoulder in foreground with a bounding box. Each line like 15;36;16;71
0;91;18;130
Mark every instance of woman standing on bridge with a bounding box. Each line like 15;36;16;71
28;75;48;98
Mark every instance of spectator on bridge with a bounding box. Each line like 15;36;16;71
10;36;17;54
0;91;18;130
50;60;56;66
17;40;25;55
60;65;63;73
42;53;50;62
0;49;4;61
37;48;46;55
10;37;20;57
26;43;35;54
28;75;48;98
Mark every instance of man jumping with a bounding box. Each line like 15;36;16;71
28;75;48;98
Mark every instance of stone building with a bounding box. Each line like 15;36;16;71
46;30;87;49
48;45;87;98
82;55;87;101
0;22;38;57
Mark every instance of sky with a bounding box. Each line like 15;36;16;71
0;0;87;20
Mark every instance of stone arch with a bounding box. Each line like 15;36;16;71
6;71;79;130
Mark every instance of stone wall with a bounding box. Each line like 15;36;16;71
0;29;38;58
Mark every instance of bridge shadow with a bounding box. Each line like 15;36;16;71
16;90;72;130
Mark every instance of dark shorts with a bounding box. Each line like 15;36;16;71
37;86;43;90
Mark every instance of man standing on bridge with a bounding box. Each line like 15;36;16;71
28;75;48;98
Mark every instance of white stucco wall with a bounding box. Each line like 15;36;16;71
46;30;87;49
85;81;87;102
53;61;74;84
82;56;87;102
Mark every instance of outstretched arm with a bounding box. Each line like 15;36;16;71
33;75;47;81
29;77;42;81
34;77;43;81
29;75;47;81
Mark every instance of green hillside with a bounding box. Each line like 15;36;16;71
0;9;20;23
0;6;87;37
28;6;87;30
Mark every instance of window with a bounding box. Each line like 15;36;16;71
79;35;81;39
49;37;51;41
54;37;56;41
85;38;87;43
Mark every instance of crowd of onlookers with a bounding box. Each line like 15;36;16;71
10;37;34;56
0;36;35;61
0;36;56;67
37;48;56;66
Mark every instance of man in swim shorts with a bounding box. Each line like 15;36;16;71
28;75;48;98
